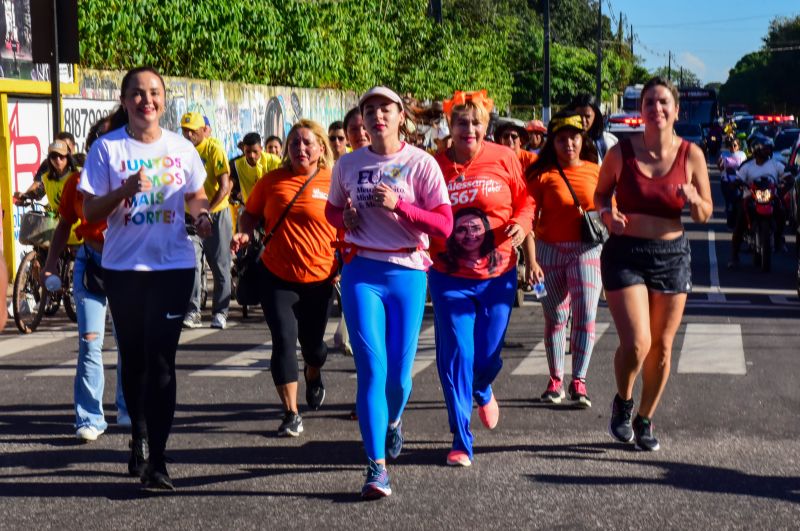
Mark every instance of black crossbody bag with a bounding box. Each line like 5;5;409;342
235;169;320;305
554;163;608;245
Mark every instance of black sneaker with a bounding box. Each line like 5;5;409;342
304;366;326;411
278;411;304;437
128;438;149;477
141;461;174;491
633;414;661;451
608;394;635;443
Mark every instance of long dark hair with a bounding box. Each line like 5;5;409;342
107;66;167;132
527;110;598;182
438;207;500;275
567;93;604;140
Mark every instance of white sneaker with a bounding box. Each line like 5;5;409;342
76;426;104;442
211;313;227;329
182;312;202;329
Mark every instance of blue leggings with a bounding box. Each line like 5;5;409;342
340;256;427;461
429;268;516;458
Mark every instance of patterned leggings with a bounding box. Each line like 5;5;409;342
535;240;603;382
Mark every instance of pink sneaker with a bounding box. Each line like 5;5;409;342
540;376;565;404
446;450;472;467
568;378;592;408
478;394;499;430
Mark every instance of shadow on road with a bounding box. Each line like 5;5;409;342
524;442;800;504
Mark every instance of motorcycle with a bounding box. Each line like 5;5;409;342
744;177;780;273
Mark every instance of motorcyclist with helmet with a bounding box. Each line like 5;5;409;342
728;136;787;268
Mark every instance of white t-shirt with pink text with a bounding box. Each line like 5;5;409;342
328;143;450;270
79;127;206;271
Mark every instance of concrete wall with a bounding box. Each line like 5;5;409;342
74;69;359;159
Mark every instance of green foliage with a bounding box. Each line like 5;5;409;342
650;66;701;88
720;15;800;114
78;0;644;110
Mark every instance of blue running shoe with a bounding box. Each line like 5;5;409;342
386;419;403;459
361;459;391;500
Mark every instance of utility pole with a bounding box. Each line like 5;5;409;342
49;0;61;134
543;0;551;123
595;0;602;103
667;51;672;82
630;24;634;54
428;0;442;24
680;66;683;87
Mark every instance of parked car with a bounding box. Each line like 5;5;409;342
606;111;644;143
773;128;800;165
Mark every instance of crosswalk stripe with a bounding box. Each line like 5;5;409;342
191;321;339;377
179;321;239;344
677;323;746;375
511;322;611;376
27;350;118;377
0;331;77;359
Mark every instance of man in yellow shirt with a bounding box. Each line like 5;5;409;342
231;132;282;205
181;112;232;329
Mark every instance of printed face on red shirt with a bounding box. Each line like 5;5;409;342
453;213;485;257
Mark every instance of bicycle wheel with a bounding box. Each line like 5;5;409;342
12;251;47;333
61;255;77;322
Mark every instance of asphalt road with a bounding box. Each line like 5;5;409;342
1;167;798;530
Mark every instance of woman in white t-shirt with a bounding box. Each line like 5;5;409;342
80;66;212;491
325;86;452;500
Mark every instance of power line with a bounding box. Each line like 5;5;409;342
635;14;774;29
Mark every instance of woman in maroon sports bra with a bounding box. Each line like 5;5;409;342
594;77;712;452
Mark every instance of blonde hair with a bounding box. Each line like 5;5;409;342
449;102;491;127
282;119;333;170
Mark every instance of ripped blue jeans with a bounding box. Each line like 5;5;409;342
73;245;127;430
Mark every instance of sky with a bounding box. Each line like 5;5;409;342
608;0;799;85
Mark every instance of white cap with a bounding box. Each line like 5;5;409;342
358;86;404;112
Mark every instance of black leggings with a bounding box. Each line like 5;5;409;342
104;268;194;465
259;264;333;386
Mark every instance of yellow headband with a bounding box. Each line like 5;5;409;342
549;115;584;134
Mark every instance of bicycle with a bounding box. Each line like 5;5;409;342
12;198;77;334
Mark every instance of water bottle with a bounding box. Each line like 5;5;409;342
532;280;547;300
45;275;62;292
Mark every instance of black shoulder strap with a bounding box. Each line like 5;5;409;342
554;163;583;213
264;168;320;242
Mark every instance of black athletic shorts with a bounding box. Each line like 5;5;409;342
600;234;691;293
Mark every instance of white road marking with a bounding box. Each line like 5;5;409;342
0;331;77;359
707;230;726;303
179;320;239;344
768;295;800;306
691;285;795;297
677;323;746;375
191;321;338;377
28;349;118;377
511;322;610;376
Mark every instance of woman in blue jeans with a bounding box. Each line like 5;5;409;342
42;139;131;441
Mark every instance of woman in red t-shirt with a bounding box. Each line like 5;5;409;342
233;119;337;439
525;111;603;410
429;91;534;467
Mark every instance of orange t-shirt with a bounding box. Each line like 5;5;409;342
245;167;337;283
518;150;538;174
527;162;600;243
59;172;107;244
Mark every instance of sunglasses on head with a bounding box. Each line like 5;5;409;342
329;135;346;142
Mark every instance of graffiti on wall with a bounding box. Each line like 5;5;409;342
76;69;358;159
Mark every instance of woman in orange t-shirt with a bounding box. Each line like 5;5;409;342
524;111;602;409
233;119;337;438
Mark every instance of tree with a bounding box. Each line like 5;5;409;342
651;66;701;88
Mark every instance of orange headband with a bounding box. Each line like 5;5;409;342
442;90;494;117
